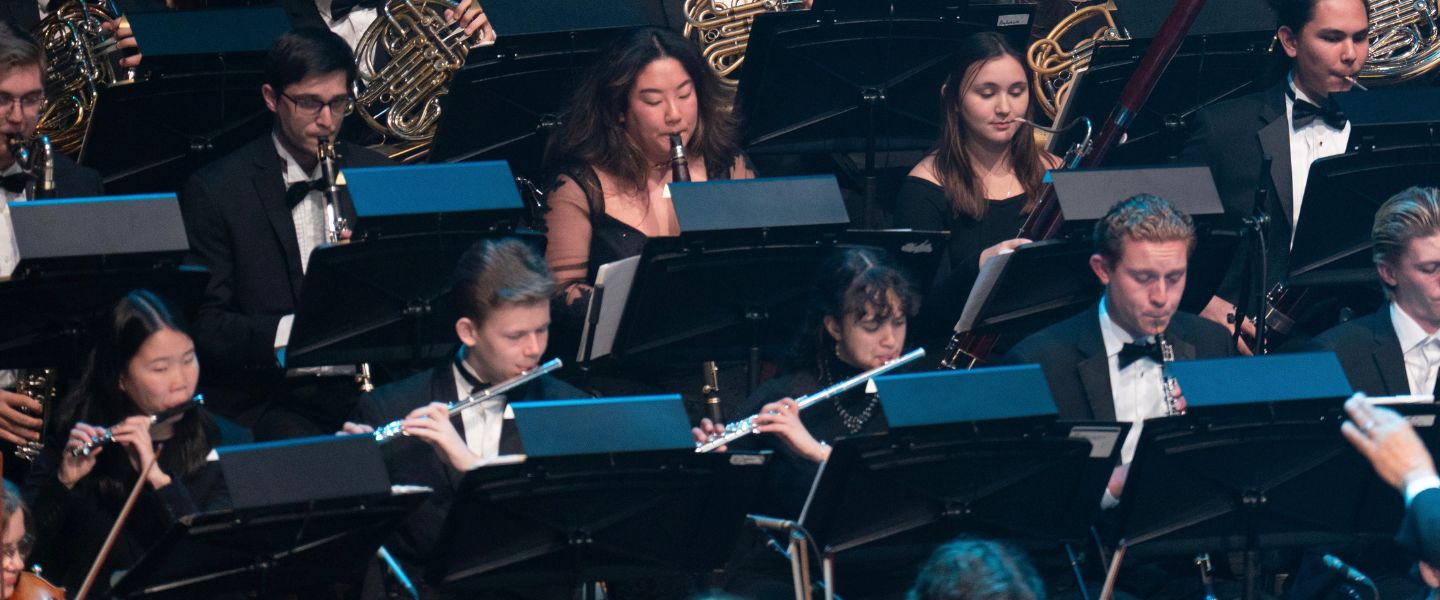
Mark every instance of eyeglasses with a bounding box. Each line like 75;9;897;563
0;92;44;116
0;536;32;559
279;92;354;117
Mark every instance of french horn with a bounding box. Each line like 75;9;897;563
353;0;472;160
1026;2;1125;120
33;0;132;157
683;0;806;82
1359;0;1440;83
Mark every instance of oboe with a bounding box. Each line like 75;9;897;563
371;358;562;443
669;134;690;183
69;395;204;457
696;348;926;453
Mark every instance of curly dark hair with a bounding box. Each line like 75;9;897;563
787;248;921;374
908;538;1046;600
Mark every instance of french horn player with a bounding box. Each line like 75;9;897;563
285;0;495;50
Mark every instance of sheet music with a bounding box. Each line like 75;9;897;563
577;255;641;362
954;251;1014;333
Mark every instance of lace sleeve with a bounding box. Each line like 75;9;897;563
543;173;594;307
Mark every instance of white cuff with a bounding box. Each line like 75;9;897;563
1405;474;1440;507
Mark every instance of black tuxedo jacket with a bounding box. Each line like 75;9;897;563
1004;307;1236;420
1177;81;1294;302
50;153;104;198
351;364;585;566
179;134;391;379
1307;307;1409;396
1400;487;1440;568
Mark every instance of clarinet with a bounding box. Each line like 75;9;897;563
696;348;926;453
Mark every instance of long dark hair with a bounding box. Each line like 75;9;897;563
543;26;740;195
932;31;1049;220
58;290;210;503
787;249;921;375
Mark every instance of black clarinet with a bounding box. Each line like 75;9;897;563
669;134;690;183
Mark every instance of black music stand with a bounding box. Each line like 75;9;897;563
952;238;1098;341
430;451;768;593
0;194;205;371
1111;353;1393;600
429;25;639;180
110;435;429;598
79;7;288;194
737;3;1034;226
284;230;543;368
1049;32;1278;161
799;365;1125;598
343;161;530;238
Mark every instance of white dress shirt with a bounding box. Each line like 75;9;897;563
451;358;514;459
1098;297;1171;467
1286;75;1350;237
272;134;328;352
0;161;30;278
316;0;380;50
1391;302;1440;397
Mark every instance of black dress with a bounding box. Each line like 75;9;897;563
22;408;252;595
732;356;888;520
893;177;1027;352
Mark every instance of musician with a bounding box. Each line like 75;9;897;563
543;26;754;333
0;1;141;69
340;238;584;597
1005;195;1233;504
0;480;32;600
1303;188;1440;397
893;31;1060;350
21;290;250;595
694;248;920;519
281;0;494;50
179;28;392;440
1181;0;1371;353
0;20;104;464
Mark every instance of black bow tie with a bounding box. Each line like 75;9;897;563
285;179;327;209
1291;95;1346;130
1117;341;1163;369
0;172;32;194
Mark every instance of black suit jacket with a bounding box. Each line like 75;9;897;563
351;364;585;566
1176;81;1294;302
1306;307;1409;396
1004;307;1237;420
1399;487;1440;568
50;153;105;198
179;134;392;380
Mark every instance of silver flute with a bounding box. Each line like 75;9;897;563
371;358;562;443
696;348;926;453
69;394;204;457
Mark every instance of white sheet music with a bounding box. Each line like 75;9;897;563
577;255;641;362
954;251;1015;333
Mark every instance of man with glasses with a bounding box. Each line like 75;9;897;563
0;21;102;469
179;28;392;440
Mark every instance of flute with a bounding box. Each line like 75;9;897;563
69;395;204;457
371;358;562;443
696;348;925;453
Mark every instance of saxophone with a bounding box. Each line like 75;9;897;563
12;368;57;462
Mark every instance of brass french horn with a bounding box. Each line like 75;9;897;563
33;0;131;157
1359;0;1440;83
353;0;472;161
682;0;806;82
1026;2;1125;120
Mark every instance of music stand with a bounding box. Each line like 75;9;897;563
110;435;429;598
737;3;1034;226
0;194;206;370
78;7;286;194
1049;32;1277;161
800;365;1125;598
285;230;544;368
953;238;1099;339
430;451;768;592
429;25;639;180
1110;353;1395;600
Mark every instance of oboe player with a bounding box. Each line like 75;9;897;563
1005;195;1233;507
340;238;583;599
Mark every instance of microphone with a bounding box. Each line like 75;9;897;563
1323;554;1378;596
747;514;798;533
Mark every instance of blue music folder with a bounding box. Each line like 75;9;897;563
874;364;1058;429
512;394;695;457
